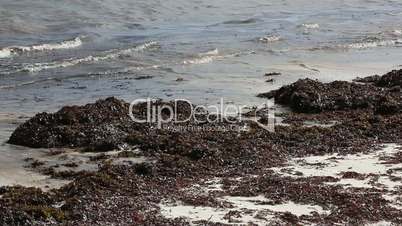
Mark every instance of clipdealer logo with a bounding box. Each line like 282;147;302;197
129;98;275;132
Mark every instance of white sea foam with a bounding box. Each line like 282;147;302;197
0;37;83;58
392;30;402;36
259;35;281;43
183;55;218;65
309;37;402;51
0;48;12;58
18;41;157;73
22;37;82;52
199;48;219;56
345;38;402;49
182;49;239;65
301;23;320;29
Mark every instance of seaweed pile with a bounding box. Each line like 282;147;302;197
258;70;402;114
1;70;402;225
8;98;193;151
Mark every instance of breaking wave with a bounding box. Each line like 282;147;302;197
259;35;281;43
183;56;218;65
392;30;402;36
301;23;320;29
4;41;157;73
199;48;219;56
345;38;402;49
183;49;223;65
182;49;249;65
309;37;402;51
0;37;83;58
0;48;12;58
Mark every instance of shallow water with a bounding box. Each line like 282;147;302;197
1;0;402;112
1;0;402;187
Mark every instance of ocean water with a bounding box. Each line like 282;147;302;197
1;0;402;186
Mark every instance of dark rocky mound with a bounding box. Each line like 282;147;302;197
7;97;200;150
8;97;135;149
258;72;402;114
355;69;402;88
